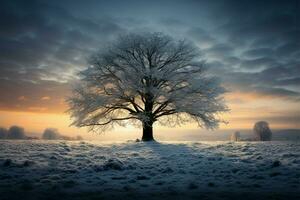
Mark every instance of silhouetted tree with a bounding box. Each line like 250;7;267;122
253;121;272;141
68;33;228;141
42;128;60;140
0;127;8;139
8;126;26;139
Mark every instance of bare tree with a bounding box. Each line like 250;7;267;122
68;33;228;141
231;131;241;141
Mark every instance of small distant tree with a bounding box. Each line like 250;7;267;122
42;128;61;140
8;126;26;139
231;131;240;141
68;32;228;141
0;127;8;139
76;135;83;140
253;121;272;141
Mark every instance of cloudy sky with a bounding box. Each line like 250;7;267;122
0;0;299;138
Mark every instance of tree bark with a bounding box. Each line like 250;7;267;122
142;122;154;141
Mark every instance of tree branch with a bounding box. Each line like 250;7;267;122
78;116;138;127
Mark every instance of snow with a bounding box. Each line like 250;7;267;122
68;33;228;134
0;140;299;199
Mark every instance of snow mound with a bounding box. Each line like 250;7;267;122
94;158;126;171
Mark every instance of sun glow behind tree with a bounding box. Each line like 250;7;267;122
68;33;228;141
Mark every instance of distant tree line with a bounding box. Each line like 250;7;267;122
0;126;28;139
42;128;83;140
231;121;272;142
0;126;83;140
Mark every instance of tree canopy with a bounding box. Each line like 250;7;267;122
68;32;228;140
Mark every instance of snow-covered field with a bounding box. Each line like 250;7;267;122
0;140;299;200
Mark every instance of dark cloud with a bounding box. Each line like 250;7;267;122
239;57;278;71
187;27;216;48
199;0;300;101
0;0;126;112
205;43;235;58
276;77;300;86
0;0;299;115
242;48;275;59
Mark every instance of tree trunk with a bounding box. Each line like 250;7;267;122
142;122;154;141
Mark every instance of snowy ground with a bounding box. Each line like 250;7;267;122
0;140;299;200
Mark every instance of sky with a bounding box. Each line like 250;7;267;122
0;0;299;139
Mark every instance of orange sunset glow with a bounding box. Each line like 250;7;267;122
1;90;299;140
